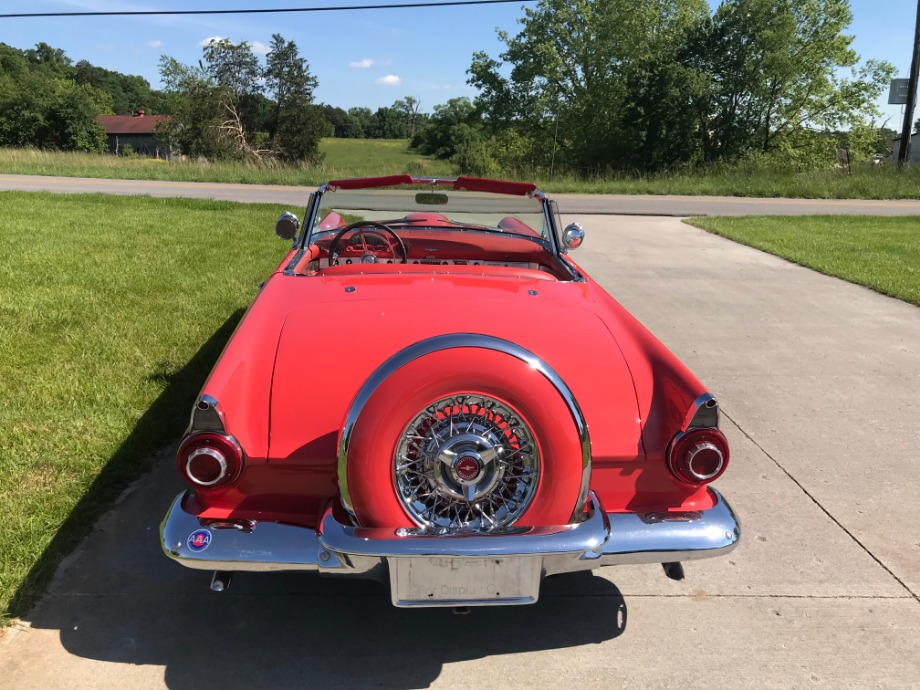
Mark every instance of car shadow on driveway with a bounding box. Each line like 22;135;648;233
14;300;628;688
23;452;627;688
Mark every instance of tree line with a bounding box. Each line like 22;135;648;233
411;0;897;176
0;39;430;161
0;42;165;151
0;0;902;174
443;0;896;174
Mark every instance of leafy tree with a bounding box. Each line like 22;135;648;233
0;42;109;151
323;105;351;137
24;42;71;72
347;107;373;138
71;59;166;115
157;56;229;158
201;38;266;148
688;0;894;165
393;96;424;139
157;34;324;162
872;127;896;154
468;0;709;172
469;0;894;172
263;34;324;162
369;106;404;138
411;97;479;158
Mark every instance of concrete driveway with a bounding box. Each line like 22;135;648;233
1;216;918;688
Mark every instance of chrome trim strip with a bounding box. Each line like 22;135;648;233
300;185;328;250
336;334;592;525
685;392;719;430
189;394;225;434
160;489;739;577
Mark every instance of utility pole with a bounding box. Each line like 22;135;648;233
898;0;920;164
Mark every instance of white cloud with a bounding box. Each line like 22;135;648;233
199;36;226;47
350;58;374;69
251;41;269;55
376;74;402;86
148;40;162;48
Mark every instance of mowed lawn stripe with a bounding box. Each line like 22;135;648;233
685;215;920;307
0;192;291;621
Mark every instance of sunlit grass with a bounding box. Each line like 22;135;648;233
0;139;453;185
2;143;918;198
685;215;920;305
0;191;292;621
531;163;920;199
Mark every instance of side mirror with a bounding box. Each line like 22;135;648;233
275;211;300;241
562;222;585;250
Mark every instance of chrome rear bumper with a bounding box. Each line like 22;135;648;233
161;490;739;606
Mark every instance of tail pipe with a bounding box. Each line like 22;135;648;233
210;571;234;592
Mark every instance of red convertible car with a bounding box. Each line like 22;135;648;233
161;175;739;607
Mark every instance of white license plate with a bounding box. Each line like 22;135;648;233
390;556;542;607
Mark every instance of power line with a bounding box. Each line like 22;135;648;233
0;0;533;19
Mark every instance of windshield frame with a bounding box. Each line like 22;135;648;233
297;177;563;257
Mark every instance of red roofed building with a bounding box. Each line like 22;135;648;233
95;110;171;157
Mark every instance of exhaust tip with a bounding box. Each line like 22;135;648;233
210;571;234;592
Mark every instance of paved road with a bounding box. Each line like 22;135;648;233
1;216;918;688
3;173;920;215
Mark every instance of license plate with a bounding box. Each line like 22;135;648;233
390;556;542;607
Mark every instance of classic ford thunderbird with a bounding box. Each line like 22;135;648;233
160;175;739;607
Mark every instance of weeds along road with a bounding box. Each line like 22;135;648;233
3;173;920;216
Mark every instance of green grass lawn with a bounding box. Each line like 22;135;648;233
685;215;920;306
0;139;454;186
0;191;291;622
535;163;920;199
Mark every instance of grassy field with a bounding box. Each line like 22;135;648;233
0;191;290;622
537;163;920;199
685;216;920;306
2;142;920;198
0;139;453;186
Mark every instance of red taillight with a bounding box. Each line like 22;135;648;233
668;428;729;485
177;433;243;490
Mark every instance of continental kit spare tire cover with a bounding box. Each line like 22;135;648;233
338;336;589;530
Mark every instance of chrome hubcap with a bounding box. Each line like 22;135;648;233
395;395;540;533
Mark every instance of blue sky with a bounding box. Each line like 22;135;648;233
0;0;913;127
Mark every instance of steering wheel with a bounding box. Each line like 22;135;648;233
328;221;408;265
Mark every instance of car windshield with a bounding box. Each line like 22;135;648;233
309;186;551;248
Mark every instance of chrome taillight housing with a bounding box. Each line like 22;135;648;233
177;433;243;490
667;427;729;485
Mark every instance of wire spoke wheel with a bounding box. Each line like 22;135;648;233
394;394;540;533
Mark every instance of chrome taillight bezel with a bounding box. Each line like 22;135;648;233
667;427;730;486
177;432;244;490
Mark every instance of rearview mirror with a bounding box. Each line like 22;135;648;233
415;192;449;206
275;211;300;241
562;222;585;250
